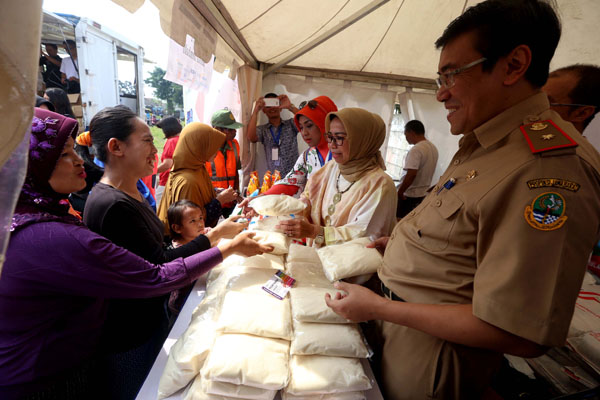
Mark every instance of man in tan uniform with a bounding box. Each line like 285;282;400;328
325;1;600;399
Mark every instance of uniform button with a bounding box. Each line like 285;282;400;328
453;159;460;165
409;211;416;216
435;200;442;207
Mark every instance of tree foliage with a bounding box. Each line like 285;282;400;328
145;67;183;114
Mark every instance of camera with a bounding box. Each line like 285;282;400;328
264;98;280;108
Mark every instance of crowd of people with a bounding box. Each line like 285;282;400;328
2;0;600;399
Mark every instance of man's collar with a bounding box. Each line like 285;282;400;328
472;91;550;149
220;139;234;151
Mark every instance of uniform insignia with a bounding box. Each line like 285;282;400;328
466;170;477;181
531;122;548;131
524;191;567;231
527;178;580;192
229;114;235;120
520;119;577;154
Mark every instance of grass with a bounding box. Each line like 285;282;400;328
150;125;166;154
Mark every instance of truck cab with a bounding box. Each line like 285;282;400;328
40;11;145;130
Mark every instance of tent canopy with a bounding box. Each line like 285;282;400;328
114;0;600;88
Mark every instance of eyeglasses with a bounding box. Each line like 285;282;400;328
325;133;346;146
436;57;487;89
550;102;596;108
298;100;318;110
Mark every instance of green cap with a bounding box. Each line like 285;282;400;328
211;109;243;129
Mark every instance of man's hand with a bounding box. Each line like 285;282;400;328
367;236;390;256
278;94;298;113
254;97;265;114
278;95;292;110
325;281;389;322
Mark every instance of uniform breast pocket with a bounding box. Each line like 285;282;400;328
412;191;464;252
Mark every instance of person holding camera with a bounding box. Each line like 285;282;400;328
246;92;299;176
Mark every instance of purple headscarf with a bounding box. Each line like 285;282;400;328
10;108;83;232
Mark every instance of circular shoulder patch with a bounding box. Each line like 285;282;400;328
524;191;567;231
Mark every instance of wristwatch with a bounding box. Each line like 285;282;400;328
314;226;325;245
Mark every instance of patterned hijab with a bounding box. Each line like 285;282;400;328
325;108;386;182
157;122;225;229
11;108;82;232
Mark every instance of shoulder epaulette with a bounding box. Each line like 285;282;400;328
520;119;578;154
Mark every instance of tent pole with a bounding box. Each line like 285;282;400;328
195;0;258;68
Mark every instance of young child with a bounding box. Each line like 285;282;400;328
167;199;209;248
166;200;209;318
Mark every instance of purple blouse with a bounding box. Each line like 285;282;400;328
0;221;222;388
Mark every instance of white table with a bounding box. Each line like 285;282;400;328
137;276;384;400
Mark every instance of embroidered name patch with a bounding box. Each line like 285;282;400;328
527;178;580;192
524;192;567;231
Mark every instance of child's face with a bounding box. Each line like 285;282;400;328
177;207;205;243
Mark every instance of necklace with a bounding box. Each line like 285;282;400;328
326;173;356;223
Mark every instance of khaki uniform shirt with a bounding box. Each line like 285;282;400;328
377;92;600;399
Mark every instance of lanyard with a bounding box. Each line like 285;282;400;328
316;150;332;167
269;124;283;147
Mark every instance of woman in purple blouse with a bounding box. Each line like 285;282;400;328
0;109;270;400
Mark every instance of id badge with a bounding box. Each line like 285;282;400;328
272;147;279;161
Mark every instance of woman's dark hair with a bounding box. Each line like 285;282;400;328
156;116;182;138
35;96;55;111
167;199;202;238
435;0;560;88
89;105;138;163
45;88;74;118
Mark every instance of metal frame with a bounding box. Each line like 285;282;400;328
274;65;437;91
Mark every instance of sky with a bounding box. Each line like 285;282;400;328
42;0;170;97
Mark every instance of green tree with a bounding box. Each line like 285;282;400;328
145;67;183;114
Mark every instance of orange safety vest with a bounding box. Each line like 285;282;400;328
205;139;240;189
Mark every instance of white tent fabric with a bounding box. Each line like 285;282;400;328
110;0;600;86
216;0;600;80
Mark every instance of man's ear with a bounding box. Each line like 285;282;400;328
569;106;596;124
503;44;532;86
106;137;124;157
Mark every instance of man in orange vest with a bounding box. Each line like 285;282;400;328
205;109;243;217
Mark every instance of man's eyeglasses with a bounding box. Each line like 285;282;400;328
550;102;597;108
436;57;487;89
325;133;346;146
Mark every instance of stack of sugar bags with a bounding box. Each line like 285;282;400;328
157;260;241;399
188;245;292;399
284;244;372;398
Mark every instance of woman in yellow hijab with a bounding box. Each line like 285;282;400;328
279;107;397;246
158;122;238;229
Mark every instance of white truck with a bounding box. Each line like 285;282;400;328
41;10;145;129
